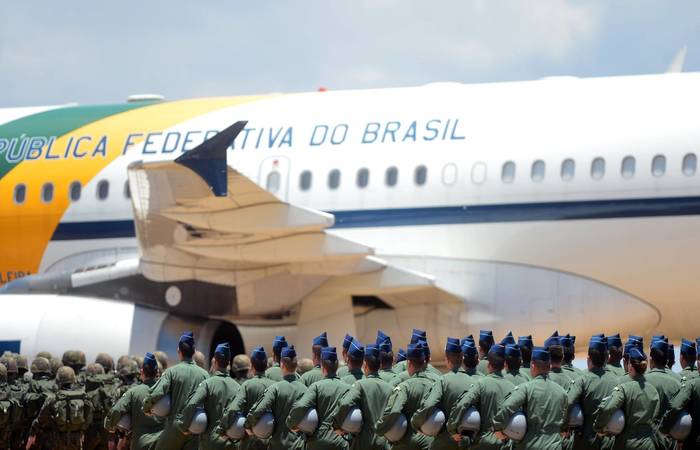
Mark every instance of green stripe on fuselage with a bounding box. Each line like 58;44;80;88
0;102;154;180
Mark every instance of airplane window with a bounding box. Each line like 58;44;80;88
471;162;486;185
501;161;515;183
682;153;697;176
69;182;81;202
621;156;636;179
414;165;427;186
14;184;26;205
97;180;110;200
124;181;131;199
357;168;369;188
41;183;54;203
531;160;545;182
385;166;398;187
299;170;312;191
591;158;605;180
561;159;575;181
652;155;666;177
328;169;341;190
442;164;458;186
266;171;281;193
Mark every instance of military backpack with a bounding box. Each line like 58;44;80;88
53;389;91;432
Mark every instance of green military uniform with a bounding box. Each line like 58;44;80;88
84;372;117;450
178;370;240;450
143;358;209;450
518;365;531;380
594;375;660;450
477;357;489;376
391;369;441;387
0;365;21;450
265;363;284;382
426;364;442;377
493;374;568;450
335;372;392;450
288;375;350;450
660;376;700;448
301;366;324;387
448;371;515;450
606;362;626;377
394;360;408;374
562;363;583;379
8;374;28;449
218;373;274;450
549;367;573;390
106;378;164;450
413;367;480;450
503;368;528;387
665;368;682;382
341;368;365;385
566;367;618;450
380;368;397;383
679;365;699;380
246;373;307;450
337;365;350;378
376;370;434;450
645;367;681;450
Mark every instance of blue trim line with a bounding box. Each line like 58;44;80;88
50;196;700;241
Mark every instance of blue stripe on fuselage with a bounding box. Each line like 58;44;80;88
50;195;700;241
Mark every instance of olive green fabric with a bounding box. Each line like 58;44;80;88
379;368;397;383
218;373;274;450
593;375;660;450
518;366;531;380
565;367;618;450
447;371;515;450
334;372;392;450
143;359;209;450
644;368;681;450
391;369;441;387
84;374;117;450
265;363;284;382
394;361;408;374
679;365;699;381
664;368;682;382
106;378;163;450
301;366;324;387
341;368;365;386
549;367;573;390
246;373;307;450
562;363;583;379
30;386;94;449
178;370;240;450
376;371;435;450
337;365;350;378
493;374;568;450
477;358;489;376
413;367;482;450
606;363;626;378
288;375;350;450
661;376;700;447
503;369;528;387
426;364;443;377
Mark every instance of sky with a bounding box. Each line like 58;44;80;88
1;1;699;106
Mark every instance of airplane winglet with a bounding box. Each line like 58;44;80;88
175;120;247;197
666;46;687;73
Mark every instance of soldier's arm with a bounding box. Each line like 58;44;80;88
245;385;276;428
105;388;133;431
375;385;408;435
592;384;625;433
447;383;479;434
176;379;208;433
660;379;691;432
217;383;249;434
492;384;526;431
411;378;445;431
286;383;318;429
333;382;362;430
142;369;172;413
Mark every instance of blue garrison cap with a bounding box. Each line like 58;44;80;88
321;346;337;361
179;331;194;347
215;343;231;361
479;330;494;345
313;332;328;347
251;346;267;361
629;335;644;347
544;335;561;349
348;339;364;359
445;337;461;353
570;335;577;345
589;339;606;353
501;331;516;346
681;339;697;356
281;345;297;359
273;336;288;351
623;341;638;356
489;344;506;357
461;335;475;347
406;342;425;359
417;339;430;356
532;347;550;362
411;329;427;344
505;344;521;358
376;330;390;345
651;339;668;354
608;334;622;348
143;352;157;370
343;334;354;350
629;347;646;362
462;340;478;357
364;344;379;359
590;337;608;351
559;335;572;348
518;335;533;349
379;339;393;353
696;338;700;349
652;335;667;343
396;348;407;363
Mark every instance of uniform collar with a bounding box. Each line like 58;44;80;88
143;378;157;387
212;370;229;377
366;372;380;378
489;371;504;378
283;374;297;382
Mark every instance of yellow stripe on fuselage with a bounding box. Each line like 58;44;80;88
0;95;272;283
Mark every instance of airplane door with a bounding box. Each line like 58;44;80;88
258;156;291;201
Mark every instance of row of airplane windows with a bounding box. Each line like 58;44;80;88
10;153;699;205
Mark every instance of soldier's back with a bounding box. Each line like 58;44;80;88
336;374;392;450
549;367;572;390
504;368;528;386
300;366;323;387
106;380;163;450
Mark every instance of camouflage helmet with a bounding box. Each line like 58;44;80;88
116;355;132;372
56;366;76;386
0;363;6;382
95;353;114;372
15;355;28;372
131;355;144;368
119;360;139;379
86;363;105;376
0;356;17;374
36;351;52;360
49;357;63;377
30;357;51;374
232;354;251;372
154;351;169;370
193;351;206;369
62;350;85;369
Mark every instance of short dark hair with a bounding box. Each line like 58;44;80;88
445;352;463;369
549;346;564;364
520;346;532;364
650;348;667;368
281;356;298;371
563;346;575;364
463;353;479;369
379;351;393;369
312;345;322;359
533;360;550;372
143;364;158;379
214;354;230;369
347;355;364;370
682;352;697;367
488;353;505;371
408;357;426;369
505;356;521;371
478;340;491;354
179;342;195;358
321;359;338;374
251;358;267;373
588;348;606;368
608;346;622;363
364;355;380;373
